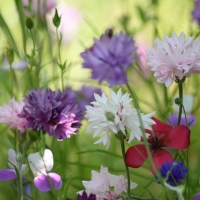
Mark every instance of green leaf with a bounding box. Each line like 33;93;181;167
60;174;73;200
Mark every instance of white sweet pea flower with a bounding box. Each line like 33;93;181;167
28;149;62;192
0;148;27;181
85;88;156;149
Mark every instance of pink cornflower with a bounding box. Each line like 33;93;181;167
0;98;27;133
146;32;200;87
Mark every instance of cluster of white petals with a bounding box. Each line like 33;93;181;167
85;88;155;149
81;166;137;200
146;32;200;87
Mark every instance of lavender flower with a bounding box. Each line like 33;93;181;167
192;0;200;26
19;88;82;140
192;192;200;200
77;85;102;114
80;31;137;87
156;160;188;186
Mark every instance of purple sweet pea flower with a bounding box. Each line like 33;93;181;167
0;56;28;72
192;0;200;26
28;149;62;192
19;88;83;140
80;31;137;87
167;95;196;128
192;192;200;200
0;149;27;181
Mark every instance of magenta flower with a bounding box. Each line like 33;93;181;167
28;149;62;192
0;98;27;133
0;149;27;181
192;0;200;26
146;32;200;87
81;31;137;87
19;88;82;140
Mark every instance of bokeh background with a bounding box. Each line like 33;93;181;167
0;0;200;199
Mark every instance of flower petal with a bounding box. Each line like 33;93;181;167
34;173;62;192
165;125;190;149
151;150;174;174
0;169;17;181
48;172;62;190
152;117;172;135
125;145;148;168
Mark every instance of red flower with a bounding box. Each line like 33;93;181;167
125;117;190;174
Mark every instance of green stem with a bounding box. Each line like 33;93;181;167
119;137;131;198
177;82;183;126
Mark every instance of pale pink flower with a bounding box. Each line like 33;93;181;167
146;32;200;87
80;166;137;199
0;98;27;133
23;0;56;18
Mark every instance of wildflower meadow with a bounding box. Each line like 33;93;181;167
0;0;200;199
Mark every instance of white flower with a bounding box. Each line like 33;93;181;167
146;32;200;87
80;166;137;199
85;88;155;149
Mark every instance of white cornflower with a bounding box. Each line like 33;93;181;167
85;88;155;149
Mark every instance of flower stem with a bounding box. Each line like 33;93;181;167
119;137;131;198
177;82;183;126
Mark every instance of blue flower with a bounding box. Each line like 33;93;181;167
80;31;137;87
156;160;188;186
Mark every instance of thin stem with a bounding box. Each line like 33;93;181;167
177;82;183;125
119;137;131;198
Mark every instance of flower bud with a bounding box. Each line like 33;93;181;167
16;153;22;162
52;9;61;28
26;17;34;30
105;112;115;122
6;48;14;65
175;98;182;105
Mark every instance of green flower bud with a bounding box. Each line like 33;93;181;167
175;97;182;105
6;48;14;65
16;153;22;162
105;112;115;122
26;17;34;30
52;9;61;28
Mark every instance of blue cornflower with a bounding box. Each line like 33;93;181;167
156;160;188;186
80;31;137;87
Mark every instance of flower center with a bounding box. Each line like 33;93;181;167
151;136;165;152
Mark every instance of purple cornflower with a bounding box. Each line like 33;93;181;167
80;31;137;87
192;0;200;26
76;85;102;114
156;160;188;186
19;88;82;140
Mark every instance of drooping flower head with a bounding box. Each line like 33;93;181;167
0;149;27;181
19;88;82;140
85;88;156;149
28;149;62;192
192;0;200;26
125;118;190;174
146;32;200;87
80;166;137;200
81;31;137;87
155;160;188;186
23;0;56;18
0;98;27;133
168;94;196;128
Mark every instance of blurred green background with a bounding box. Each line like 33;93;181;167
0;0;200;199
